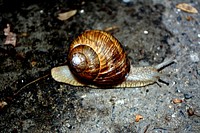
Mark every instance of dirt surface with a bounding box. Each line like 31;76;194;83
0;0;200;132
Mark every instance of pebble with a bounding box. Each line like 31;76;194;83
190;52;199;62
122;0;131;3
144;30;148;34
184;93;193;99
80;9;85;14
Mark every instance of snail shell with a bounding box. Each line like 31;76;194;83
51;30;174;88
68;30;130;86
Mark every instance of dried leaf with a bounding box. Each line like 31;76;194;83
4;32;17;46
0;101;7;109
186;16;194;21
135;114;143;122
104;26;119;32
187;108;195;116
176;3;198;14
3;24;17;47
172;98;183;104
57;10;77;21
4;24;11;36
19;32;29;37
31;61;37;67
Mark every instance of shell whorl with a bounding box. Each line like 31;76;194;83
69;45;100;81
68;30;130;86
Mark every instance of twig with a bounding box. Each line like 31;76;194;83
14;74;50;96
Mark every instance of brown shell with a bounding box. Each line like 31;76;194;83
68;30;130;86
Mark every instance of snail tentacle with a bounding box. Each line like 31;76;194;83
155;58;175;71
118;59;175;88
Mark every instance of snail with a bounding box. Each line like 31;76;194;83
51;30;174;88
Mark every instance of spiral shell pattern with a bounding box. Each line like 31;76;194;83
68;30;130;86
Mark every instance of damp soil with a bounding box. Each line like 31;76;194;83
0;0;200;132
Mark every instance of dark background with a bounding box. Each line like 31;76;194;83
0;0;199;132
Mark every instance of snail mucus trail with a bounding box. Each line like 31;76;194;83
51;30;174;88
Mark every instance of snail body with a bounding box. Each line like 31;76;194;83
51;30;173;88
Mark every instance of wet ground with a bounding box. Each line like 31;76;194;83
0;0;200;132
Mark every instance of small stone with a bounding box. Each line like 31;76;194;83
184;93;193;99
187;108;195;116
144;30;148;34
190;52;199;62
40;10;44;14
177;16;182;22
80;9;84;14
123;0;131;3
